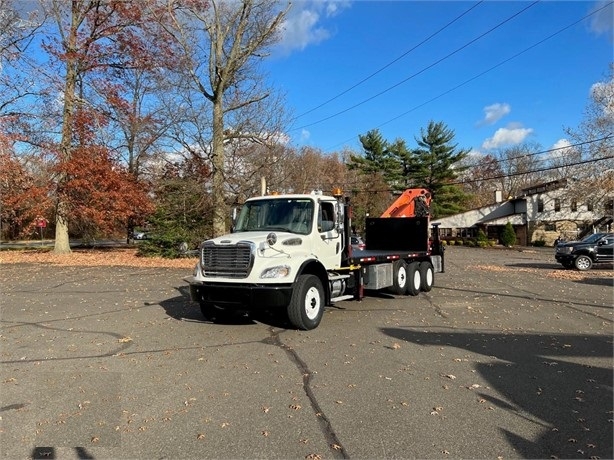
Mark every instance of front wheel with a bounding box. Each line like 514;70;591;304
287;275;325;330
574;255;593;271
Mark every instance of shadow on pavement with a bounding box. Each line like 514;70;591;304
159;286;292;329
380;327;613;460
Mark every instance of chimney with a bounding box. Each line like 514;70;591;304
495;190;503;203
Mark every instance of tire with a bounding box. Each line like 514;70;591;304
419;261;434;292
574;255;593;271
406;262;421;296
287;275;325;330
390;260;408;295
200;301;233;322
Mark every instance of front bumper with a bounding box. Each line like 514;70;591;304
185;277;293;310
555;254;574;264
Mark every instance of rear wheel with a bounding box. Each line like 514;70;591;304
419;261;434;292
390;260;408;295
287;275;324;330
406;262;421;296
574;255;593;271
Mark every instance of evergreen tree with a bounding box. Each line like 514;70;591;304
501;222;517;247
410;121;470;217
347;129;401;187
432;184;469;217
388;138;419;191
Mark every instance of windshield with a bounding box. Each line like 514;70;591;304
581;233;607;244
235;198;314;235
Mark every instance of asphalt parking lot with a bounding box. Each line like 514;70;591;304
1;246;612;459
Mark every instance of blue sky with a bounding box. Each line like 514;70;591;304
266;1;614;156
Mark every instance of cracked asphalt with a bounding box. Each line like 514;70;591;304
1;247;612;459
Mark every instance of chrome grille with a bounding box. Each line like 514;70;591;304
201;241;254;278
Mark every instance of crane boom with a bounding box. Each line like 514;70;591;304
380;188;431;218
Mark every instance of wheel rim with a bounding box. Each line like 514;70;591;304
304;286;321;320
397;266;407;288
425;267;433;287
576;257;590;270
413;270;421;290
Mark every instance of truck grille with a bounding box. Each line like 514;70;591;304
201;241;254;278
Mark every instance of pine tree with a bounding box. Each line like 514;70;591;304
348;129;401;186
501;222;517;247
412;121;469;195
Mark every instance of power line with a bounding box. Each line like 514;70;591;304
472;134;613;167
323;1;613;152
456;155;614;186
290;1;540;133
293;1;484;120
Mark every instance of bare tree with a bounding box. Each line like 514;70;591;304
151;0;290;237
563;65;614;213
493;142;543;198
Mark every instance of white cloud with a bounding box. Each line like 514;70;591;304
589;1;614;39
277;1;351;54
482;125;533;149
479;103;511;125
300;129;310;141
549;138;572;159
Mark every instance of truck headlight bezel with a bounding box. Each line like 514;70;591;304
260;265;291;279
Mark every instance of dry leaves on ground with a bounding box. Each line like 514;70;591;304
470;264;612;281
0;248;197;269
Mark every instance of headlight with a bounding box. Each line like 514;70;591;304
260;265;291;279
557;247;572;254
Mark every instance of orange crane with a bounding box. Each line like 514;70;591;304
380;188;431;218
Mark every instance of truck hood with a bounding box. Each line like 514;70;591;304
205;231;307;250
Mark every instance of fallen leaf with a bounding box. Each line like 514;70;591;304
197;433;205;440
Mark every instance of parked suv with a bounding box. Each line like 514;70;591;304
555;232;614;270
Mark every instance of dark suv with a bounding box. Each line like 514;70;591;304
555;232;614;270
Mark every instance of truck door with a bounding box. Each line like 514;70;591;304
315;200;341;268
596;236;614;262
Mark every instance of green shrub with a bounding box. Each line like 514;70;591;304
532;240;546;247
447;240;455;246
501;222;517;247
136;225;195;258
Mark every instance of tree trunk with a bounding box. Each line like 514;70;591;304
211;99;226;237
53;2;79;254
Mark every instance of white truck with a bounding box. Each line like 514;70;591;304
185;188;444;330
